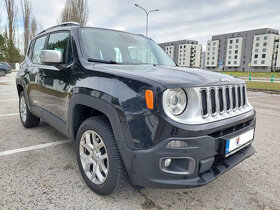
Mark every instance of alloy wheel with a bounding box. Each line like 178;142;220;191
79;130;109;185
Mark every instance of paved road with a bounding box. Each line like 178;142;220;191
0;73;280;209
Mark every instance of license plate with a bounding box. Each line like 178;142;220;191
225;129;254;157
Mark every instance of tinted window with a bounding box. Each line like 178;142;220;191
47;32;69;63
32;36;47;64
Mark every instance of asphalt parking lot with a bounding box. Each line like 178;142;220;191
0;72;280;209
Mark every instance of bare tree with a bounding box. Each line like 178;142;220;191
30;17;38;40
59;0;88;26
4;0;17;42
21;0;32;54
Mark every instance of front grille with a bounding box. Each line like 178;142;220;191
200;85;247;118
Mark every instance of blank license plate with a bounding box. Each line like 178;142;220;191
225;129;254;157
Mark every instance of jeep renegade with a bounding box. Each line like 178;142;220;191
16;22;256;195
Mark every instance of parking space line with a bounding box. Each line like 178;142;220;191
0;113;19;117
0;139;72;157
0;99;18;102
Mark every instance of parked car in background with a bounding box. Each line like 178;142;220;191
16;22;256;195
0;62;12;76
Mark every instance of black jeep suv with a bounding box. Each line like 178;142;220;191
16;22;256;195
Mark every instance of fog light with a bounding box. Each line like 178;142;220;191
166;140;188;148
164;158;172;167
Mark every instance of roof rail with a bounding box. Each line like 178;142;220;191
38;22;80;35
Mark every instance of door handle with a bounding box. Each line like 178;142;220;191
39;72;47;79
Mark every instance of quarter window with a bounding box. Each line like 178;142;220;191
32;36;47;64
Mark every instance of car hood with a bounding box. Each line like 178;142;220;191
95;64;244;88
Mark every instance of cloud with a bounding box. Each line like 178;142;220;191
0;0;279;51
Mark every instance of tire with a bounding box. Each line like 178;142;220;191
19;91;40;128
0;70;6;77
76;116;125;195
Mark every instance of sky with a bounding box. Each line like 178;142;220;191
0;0;280;51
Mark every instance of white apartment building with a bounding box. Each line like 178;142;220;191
165;46;175;60
159;39;202;69
251;34;280;71
206;40;219;68
226;37;243;67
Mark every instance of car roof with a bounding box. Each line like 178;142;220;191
34;22;149;40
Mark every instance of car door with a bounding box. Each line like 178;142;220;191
37;31;73;123
22;36;47;110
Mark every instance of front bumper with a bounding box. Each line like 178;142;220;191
122;110;256;188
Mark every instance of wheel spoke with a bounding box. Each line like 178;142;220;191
85;132;93;149
80;153;92;173
95;164;105;183
100;153;108;161
99;162;108;174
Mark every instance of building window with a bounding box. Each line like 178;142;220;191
234;55;238;59
229;50;232;54
212;61;214;65
256;43;259;47
262;54;266;58
207;57;210;60
254;60;257;64
229;45;232;49
208;43;210;46
235;50;238;54
236;45;238;49
212;57;215;60
264;36;267;40
263;42;267;46
213;42;216;45
230;40;233;44
208;48;210;51
180;46;182;49
234;61;237;64
236;39;239;43
184;45;186;48
212;52;215;55
254;54;258;58
213;47;215;50
261;60;265;64
228;56;231;59
256;37;260;41
255;49;258;53
228;61;231;65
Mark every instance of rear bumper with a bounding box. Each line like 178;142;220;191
122;111;256;188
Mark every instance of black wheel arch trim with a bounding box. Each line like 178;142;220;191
68;93;133;151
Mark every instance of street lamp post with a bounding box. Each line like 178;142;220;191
134;4;159;37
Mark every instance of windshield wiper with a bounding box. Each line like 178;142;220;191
88;58;118;64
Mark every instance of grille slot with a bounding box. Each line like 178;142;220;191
242;86;246;106
237;86;241;108
232;87;236;110
225;87;230;111
201;89;208;117
210;89;216;114
218;88;224;113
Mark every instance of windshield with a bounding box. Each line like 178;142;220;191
79;28;176;66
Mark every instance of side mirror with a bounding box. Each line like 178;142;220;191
40;50;63;64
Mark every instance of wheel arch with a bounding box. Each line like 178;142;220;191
68;94;130;150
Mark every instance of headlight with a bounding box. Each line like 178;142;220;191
165;88;187;116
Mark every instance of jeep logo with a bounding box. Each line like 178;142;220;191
220;78;230;83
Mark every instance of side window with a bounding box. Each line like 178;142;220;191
47;32;69;64
32;36;47;64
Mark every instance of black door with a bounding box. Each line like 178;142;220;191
37;32;73;123
24;36;47;110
